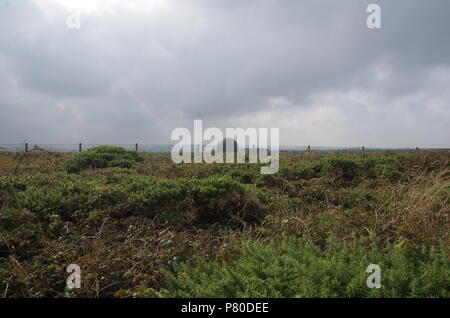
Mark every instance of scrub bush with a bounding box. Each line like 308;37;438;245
62;146;143;173
160;237;449;298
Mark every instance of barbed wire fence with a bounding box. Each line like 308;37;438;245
0;143;437;154
0;143;174;153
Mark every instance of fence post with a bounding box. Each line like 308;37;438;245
362;146;365;157
25;143;28;152
307;145;311;154
79;143;82;153
135;143;139;152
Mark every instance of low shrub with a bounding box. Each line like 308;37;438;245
279;156;401;185
62;146;143;173
189;175;267;224
7;173;267;225
332;188;379;210
159;237;449;298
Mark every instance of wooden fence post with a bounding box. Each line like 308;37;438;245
79;143;82;153
25;143;28;152
362;146;365;157
135;143;139;152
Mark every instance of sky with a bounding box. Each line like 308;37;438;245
0;0;449;148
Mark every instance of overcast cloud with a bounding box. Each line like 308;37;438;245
0;0;449;147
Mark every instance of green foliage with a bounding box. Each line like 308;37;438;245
190;175;245;203
1;150;448;298
297;185;329;206
279;156;400;184
160;237;449;298
6;173;266;225
62;146;143;173
189;175;267;223
332;188;379;210
280;161;323;180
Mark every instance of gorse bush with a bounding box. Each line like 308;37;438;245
189;175;268;224
4;173;267;225
62;146;144;173
159;237;449;298
279;156;400;184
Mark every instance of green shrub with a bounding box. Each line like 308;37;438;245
225;167;259;184
332;188;379;210
189;175;267;224
159;237;449;298
297;185;329;206
7;173;267;225
13;179;96;221
279;161;323;180
62;146;143;173
278;156;401;185
322;157;364;183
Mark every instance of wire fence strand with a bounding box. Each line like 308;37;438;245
0;143;437;154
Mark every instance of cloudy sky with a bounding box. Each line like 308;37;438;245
0;0;449;148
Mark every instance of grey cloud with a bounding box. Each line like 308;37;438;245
0;0;449;146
